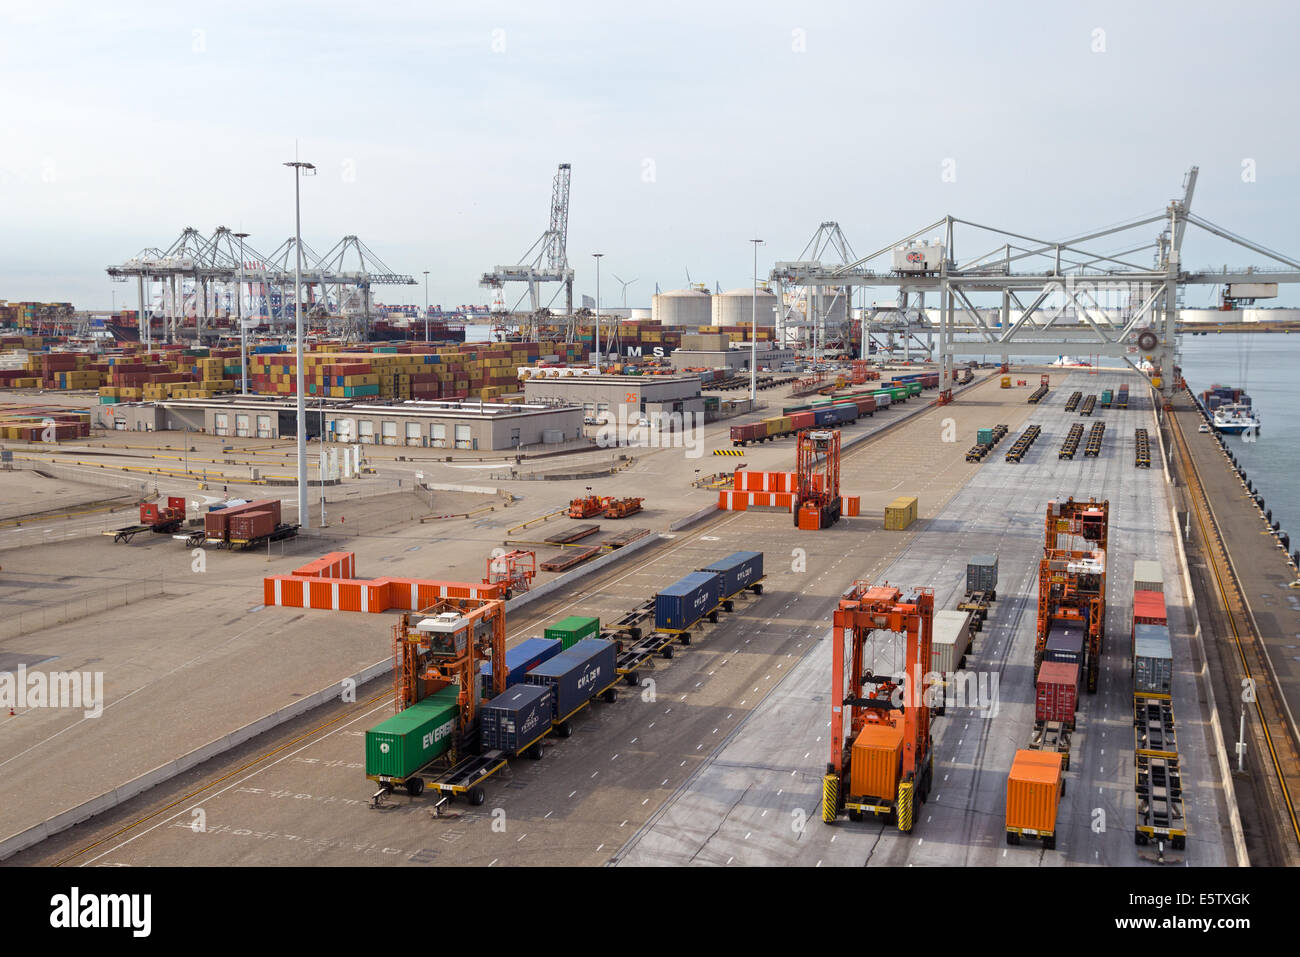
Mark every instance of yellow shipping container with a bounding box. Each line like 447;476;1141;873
884;496;919;531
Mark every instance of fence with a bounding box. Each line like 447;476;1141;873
0;580;168;641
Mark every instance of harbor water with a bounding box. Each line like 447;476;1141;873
1179;333;1300;561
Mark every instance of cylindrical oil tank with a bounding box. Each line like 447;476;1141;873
652;287;712;326
712;287;779;328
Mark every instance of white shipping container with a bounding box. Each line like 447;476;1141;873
1133;559;1164;594
931;609;973;675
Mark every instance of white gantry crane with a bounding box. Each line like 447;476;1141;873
771;167;1300;405
480;163;575;342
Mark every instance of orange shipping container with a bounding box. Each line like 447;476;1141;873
774;492;794;510
730;491;748;511
750;491;772;507
1005;749;1063;834
849;717;904;800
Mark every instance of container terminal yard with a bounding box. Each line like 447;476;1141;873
0;357;1293;874
3;150;1300;882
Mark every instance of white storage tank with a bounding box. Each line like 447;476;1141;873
1243;307;1300;324
652;287;712;327
711;286;779;328
1180;308;1243;324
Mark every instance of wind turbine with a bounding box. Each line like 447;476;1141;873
612;274;638;308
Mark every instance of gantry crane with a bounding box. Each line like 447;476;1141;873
823;583;936;831
480;163;575;341
483;550;536;598
1036;498;1109;692
794;429;842;530
392;597;507;741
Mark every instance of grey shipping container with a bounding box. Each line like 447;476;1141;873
1044;622;1085;666
966;554;999;593
479;683;553;755
1132;559;1164;595
525;638;618;723
702;550;764;598
1134;623;1174;695
931;609;973;675
655;570;723;632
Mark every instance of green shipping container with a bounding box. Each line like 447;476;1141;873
977;428;994;445
365;687;460;779
1101;390;1113;402
544;615;600;650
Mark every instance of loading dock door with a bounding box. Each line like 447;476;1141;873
214;413;229;437
382;421;398;446
405;422;423;446
359;421;375;444
256;414;273;438
431;423;446;448
454;424;472;450
235;414;251;438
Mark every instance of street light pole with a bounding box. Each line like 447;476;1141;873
423;270;430;342
750;238;763;402
235;231;250;395
284;159;315;530
593;253;604;373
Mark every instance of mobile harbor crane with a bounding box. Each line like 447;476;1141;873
1036;498;1109;693
823;583;936;831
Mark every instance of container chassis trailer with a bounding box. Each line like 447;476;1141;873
1028;719;1073;770
1005;424;1042;462
1135;751;1187;850
1064;390;1083;412
106;519;184;544
1134;694;1177;758
369;747;510;808
1080;394;1097;416
1058;423;1084;460
1134;428;1151;468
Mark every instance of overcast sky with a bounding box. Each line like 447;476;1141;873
3;0;1297;310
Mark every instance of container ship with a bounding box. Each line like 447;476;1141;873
1199;384;1261;434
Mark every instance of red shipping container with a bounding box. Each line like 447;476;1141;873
790;410;815;430
1035;661;1079;727
1132;590;1167;627
228;510;275;542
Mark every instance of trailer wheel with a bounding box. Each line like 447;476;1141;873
722;600;734;613
602;688;617;704
1006;832;1020;846
751;583;763;595
526;742;544;760
1172;835;1185;851
625;672;639;686
848;808;862;823
708;611;719;624
1060;778;1067;796
1042;834;1056;850
989;589;997;602
557;721;573;738
1135;831;1147;846
468;787;486;806
405;777;425;797
679;633;691;645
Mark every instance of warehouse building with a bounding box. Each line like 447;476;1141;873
93;395;583;451
523;373;705;425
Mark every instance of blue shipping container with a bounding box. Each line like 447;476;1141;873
524;638;618;722
1044;621;1085;665
479;683;553;754
655;571;723;632
479;637;563;688
703;551;764;598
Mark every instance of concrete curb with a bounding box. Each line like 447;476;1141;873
668;504;721;531
0;657;392;863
